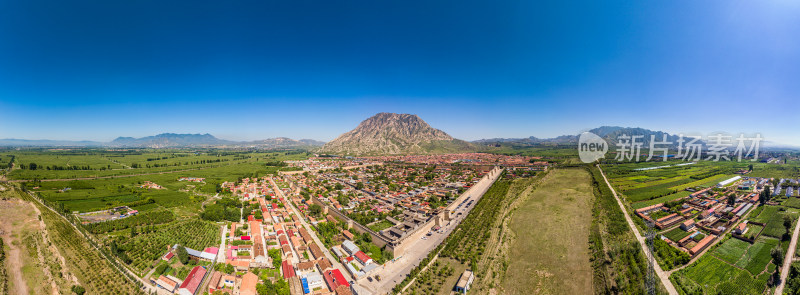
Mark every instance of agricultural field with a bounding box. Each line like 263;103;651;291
783;197;800;209
403;257;466;295
671;253;771;295
20;150;306;214
662;227;692;242
0;149;312;284
8;187;144;294
602;159;800;295
750;205;800;239
672;235;778;294
5;149;306;180
110;219;220;275
602;160;744;206
743;224;764;240
633;190;693;209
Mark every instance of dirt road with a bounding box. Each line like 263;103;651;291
597;165;678;295
775;216;800;295
0;199;37;295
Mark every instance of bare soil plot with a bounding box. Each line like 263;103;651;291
503;168;594;295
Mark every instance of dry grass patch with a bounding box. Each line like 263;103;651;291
503;168;594;295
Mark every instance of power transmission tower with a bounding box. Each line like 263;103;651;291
645;219;657;295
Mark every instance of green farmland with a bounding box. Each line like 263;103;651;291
601;159;800;295
1;148;310;279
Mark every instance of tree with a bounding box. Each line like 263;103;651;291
110;240;118;254
130;226;137;238
309;204;322;217
29;162;38;170
177;245;189;264
727;194;736;206
155;263;168;275
772;245;785;267
761;187;771;205
749;164;754;171
268;249;282;269
71;285;86;295
785;215;795;237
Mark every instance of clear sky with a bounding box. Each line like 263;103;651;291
2;1;799;144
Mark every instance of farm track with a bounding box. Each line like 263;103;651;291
775;215;800;295
597;164;679;295
0;209;29;295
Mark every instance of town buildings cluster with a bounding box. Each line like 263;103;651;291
635;176;782;258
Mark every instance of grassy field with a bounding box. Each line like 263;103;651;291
367;219;394;232
503;168;594;294
0;194;74;294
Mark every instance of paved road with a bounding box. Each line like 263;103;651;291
597;165;679;295
775;216;800;295
268;177;356;282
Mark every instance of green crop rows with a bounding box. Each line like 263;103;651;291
115;220;220;274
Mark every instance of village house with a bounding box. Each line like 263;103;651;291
177;266;206;295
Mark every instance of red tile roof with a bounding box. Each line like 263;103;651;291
282;260;296;279
240;272;258;295
179;266;206;294
354;251;371;263
690;235;716;255
323;269;350;290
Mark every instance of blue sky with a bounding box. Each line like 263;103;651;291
2;1;800;144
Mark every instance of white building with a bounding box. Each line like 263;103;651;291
455;270;474;293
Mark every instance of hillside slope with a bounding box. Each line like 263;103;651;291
319;112;475;155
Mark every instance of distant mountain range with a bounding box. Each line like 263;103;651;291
319;112;476;155
474;126;702;148
0;133;325;149
4;121;791;152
